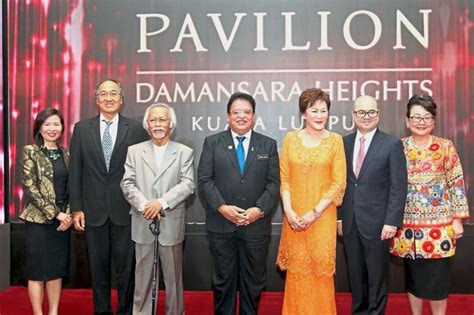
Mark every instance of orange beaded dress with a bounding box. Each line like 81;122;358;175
276;131;346;315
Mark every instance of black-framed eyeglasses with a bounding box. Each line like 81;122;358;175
409;116;434;124
353;110;379;118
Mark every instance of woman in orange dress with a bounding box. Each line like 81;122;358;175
277;88;346;314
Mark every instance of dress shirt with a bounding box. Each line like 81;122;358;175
352;128;377;173
100;113;119;149
230;129;252;160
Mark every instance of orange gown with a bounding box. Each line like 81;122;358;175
276;131;346;315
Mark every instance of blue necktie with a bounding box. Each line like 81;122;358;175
102;120;113;171
236;136;246;174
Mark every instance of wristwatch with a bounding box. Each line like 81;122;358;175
313;208;322;219
256;207;265;218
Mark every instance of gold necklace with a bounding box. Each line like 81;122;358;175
410;135;432;150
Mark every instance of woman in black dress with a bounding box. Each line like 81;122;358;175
19;108;72;315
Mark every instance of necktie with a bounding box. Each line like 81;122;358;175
102;120;113;171
355;136;366;177
236;136;246;174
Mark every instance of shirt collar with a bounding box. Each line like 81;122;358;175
230;129;252;141
100;113;119;125
356;128;377;143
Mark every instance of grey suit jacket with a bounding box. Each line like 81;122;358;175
121;140;195;246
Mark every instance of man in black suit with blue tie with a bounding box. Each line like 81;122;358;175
198;92;280;315
69;79;149;314
338;95;407;315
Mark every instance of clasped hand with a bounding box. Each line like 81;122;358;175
218;205;262;226
56;212;72;231
286;209;318;232
143;200;163;220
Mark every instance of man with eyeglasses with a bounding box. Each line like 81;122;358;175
69;79;149;315
337;95;407;315
121;103;194;315
198;92;280;315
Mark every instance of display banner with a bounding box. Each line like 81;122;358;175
8;0;472;223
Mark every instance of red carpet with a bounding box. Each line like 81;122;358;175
0;287;473;314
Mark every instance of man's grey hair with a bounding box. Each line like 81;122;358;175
94;78;125;99
142;103;177;135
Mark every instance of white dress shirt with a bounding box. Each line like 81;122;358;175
100;113;119;148
230;129;252;160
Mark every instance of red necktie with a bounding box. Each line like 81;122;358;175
355;136;366;177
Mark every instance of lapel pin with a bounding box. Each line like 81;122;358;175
251;147;254;151
228;145;233;150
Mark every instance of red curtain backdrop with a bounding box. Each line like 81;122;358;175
7;0;473;222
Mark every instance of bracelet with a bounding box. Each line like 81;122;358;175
313;208;322;219
255;206;265;218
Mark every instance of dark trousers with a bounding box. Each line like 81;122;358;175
343;222;391;315
208;230;270;315
85;220;135;315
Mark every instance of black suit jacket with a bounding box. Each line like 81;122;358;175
69;114;149;227
338;129;407;239
198;130;280;234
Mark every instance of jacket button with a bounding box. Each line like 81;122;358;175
240;180;244;183
355;183;358;187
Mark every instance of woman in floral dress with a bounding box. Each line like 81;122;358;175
390;95;469;315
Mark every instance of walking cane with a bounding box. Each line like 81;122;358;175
149;211;165;315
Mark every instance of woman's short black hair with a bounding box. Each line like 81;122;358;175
406;94;437;118
33;108;65;146
226;92;256;113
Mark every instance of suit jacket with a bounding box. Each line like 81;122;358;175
338;129;407;239
198;129;280;234
121;140;195;246
19;144;70;223
68;114;149;227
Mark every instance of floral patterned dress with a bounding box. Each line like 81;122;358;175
277;131;346;315
390;136;469;259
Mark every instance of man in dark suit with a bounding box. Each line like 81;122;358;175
338;95;407;315
198;92;280;315
69;79;149;315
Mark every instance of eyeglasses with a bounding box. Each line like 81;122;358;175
97;90;120;99
230;109;253;117
353;110;379;118
409;116;434;124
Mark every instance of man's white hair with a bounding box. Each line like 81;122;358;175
142;103;177;135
